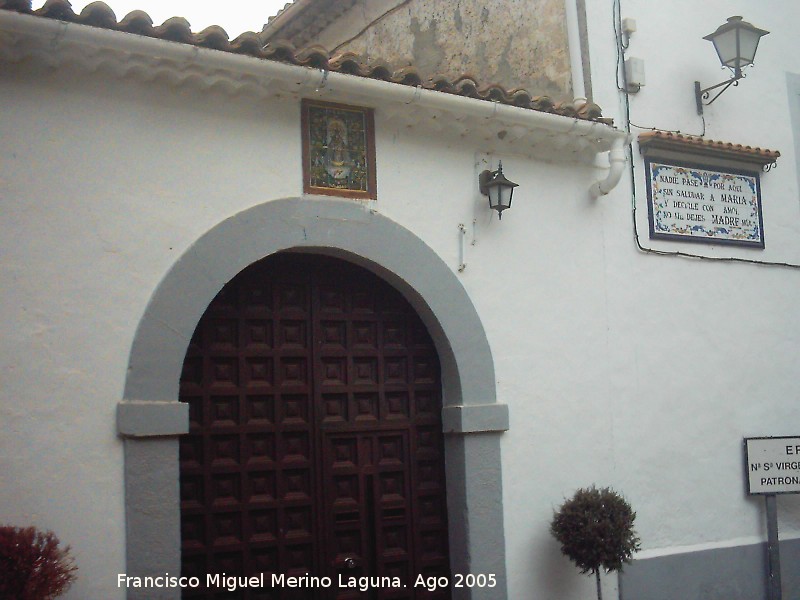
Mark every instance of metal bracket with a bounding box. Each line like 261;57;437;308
694;70;743;115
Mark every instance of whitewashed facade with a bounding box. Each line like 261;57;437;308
1;1;799;599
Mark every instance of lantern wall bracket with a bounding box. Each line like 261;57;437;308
694;70;743;115
693;16;768;116
479;161;518;219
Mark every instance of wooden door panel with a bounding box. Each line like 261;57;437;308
180;254;450;599
323;431;415;600
323;432;371;600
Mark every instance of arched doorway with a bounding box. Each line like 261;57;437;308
179;253;451;599
119;197;508;600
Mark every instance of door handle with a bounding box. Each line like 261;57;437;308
344;556;357;569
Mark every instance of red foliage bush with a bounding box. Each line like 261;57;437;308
0;526;77;599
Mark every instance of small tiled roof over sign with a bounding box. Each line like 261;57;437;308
638;131;780;168
1;0;609;124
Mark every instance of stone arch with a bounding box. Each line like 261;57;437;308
117;197;509;599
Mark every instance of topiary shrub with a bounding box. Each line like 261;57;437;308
550;486;640;600
0;526;78;599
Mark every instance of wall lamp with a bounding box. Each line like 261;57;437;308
479;161;519;219
694;16;769;115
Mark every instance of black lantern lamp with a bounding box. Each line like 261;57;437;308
695;16;769;115
479;161;519;219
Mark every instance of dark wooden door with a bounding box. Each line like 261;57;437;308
179;254;451;599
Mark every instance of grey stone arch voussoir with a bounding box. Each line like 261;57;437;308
117;197;510;600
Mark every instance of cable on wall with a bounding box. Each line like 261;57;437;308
330;0;413;54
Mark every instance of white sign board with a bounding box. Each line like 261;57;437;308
645;159;764;248
745;437;800;494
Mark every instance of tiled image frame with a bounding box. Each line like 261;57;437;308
644;157;765;248
301;99;377;200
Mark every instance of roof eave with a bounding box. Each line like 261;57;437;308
1;9;627;167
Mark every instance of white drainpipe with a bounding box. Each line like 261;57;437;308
590;136;629;198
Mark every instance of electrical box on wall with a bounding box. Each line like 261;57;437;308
625;57;645;92
622;17;637;35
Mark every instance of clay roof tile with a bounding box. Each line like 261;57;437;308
229;31;264;57
552;101;578;118
506;89;532;108
154;16;194;44
77;1;117;29
35;0;75;20
429;74;454;93
478;84;508;103
262;39;298;63
293;45;329;69
638;131;780;166
328;51;369;75
575;100;604;121
3;0;31;11
452;77;480;98
117;9;154;35
362;59;393;81
530;96;555;112
391;66;423;87
195;25;231;51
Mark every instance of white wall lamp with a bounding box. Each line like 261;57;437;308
694;16;769;115
479;161;519;219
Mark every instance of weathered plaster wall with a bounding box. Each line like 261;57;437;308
312;0;573;100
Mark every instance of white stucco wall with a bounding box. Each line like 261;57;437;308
532;0;800;597
1;2;800;598
0;54;302;598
